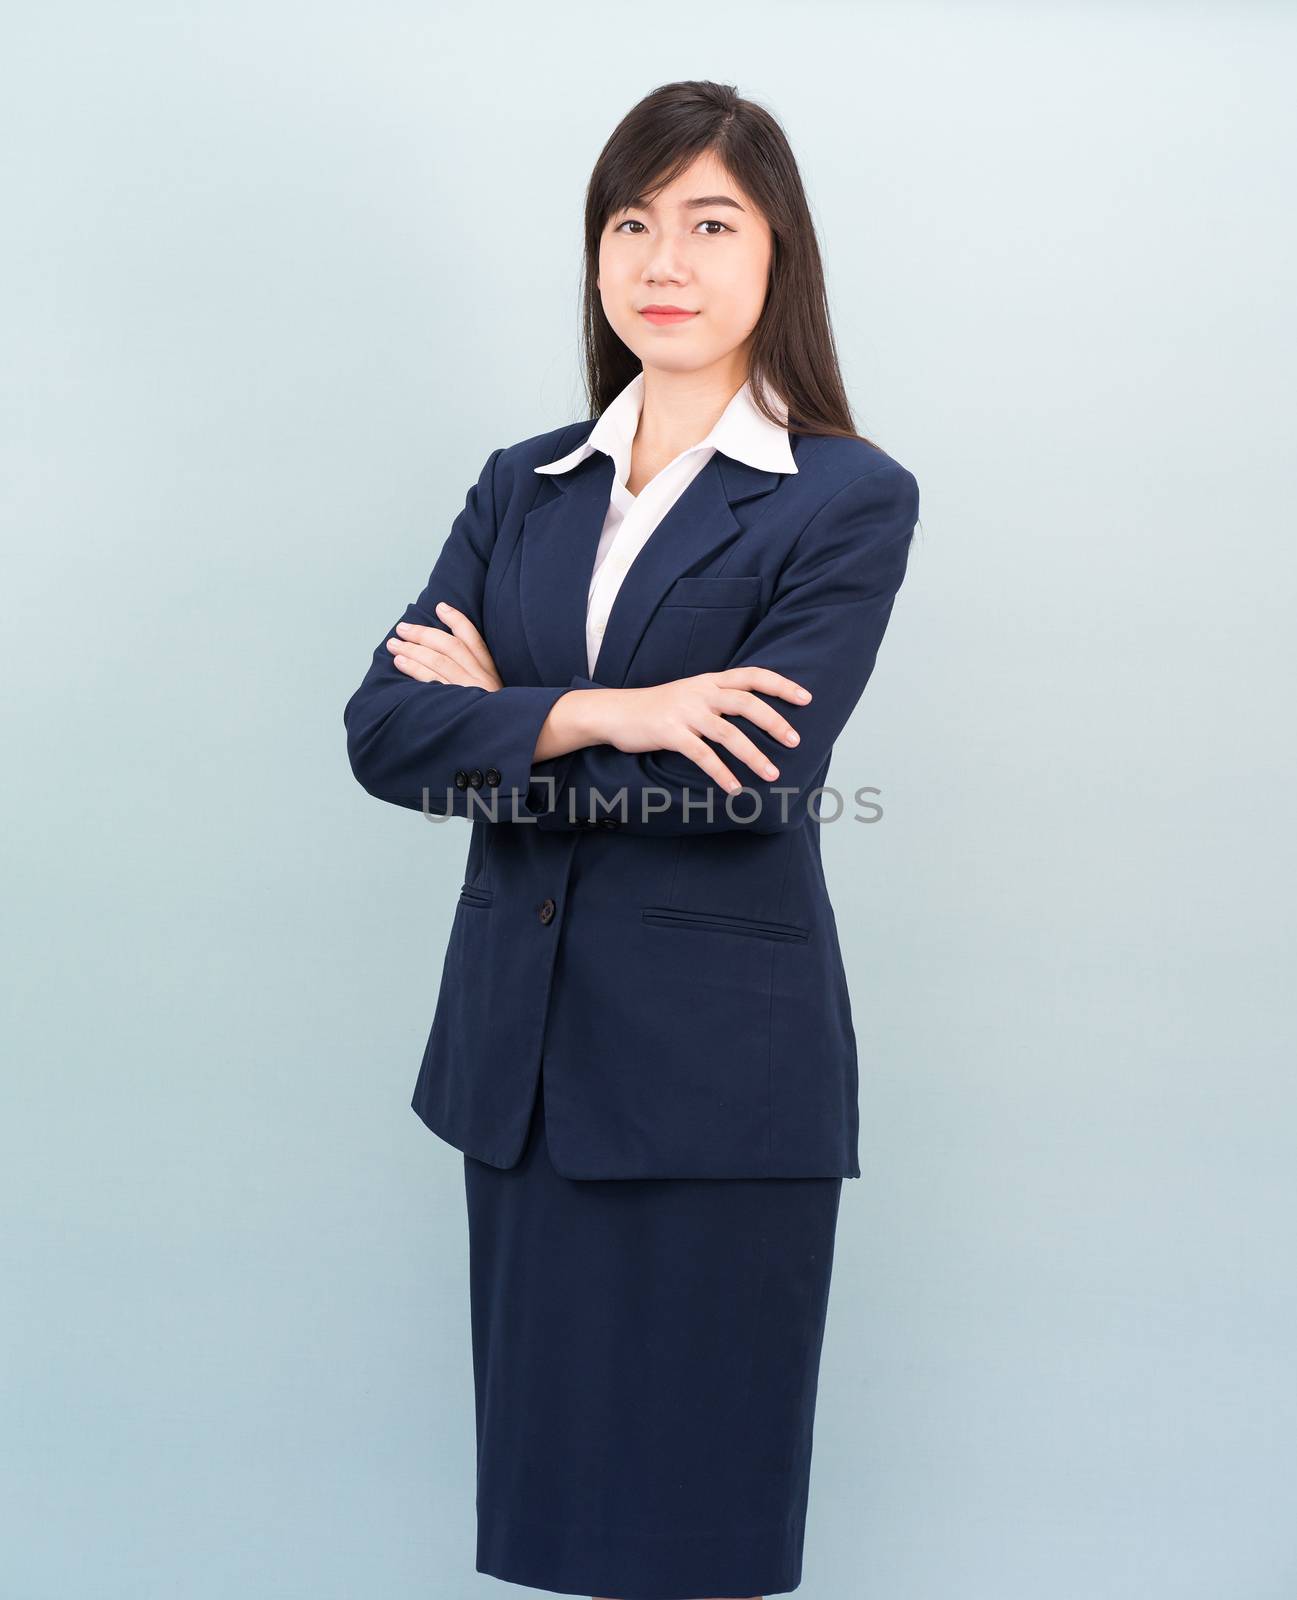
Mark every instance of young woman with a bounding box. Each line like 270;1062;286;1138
344;79;920;1600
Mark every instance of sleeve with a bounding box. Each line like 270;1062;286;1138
522;459;921;838
342;448;575;820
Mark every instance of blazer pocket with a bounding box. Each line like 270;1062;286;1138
458;882;495;908
660;575;764;609
641;904;811;944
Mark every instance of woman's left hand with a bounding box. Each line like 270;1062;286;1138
387;602;503;690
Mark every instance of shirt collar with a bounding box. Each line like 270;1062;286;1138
534;371;798;482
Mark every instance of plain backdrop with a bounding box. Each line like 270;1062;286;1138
3;4;1294;1597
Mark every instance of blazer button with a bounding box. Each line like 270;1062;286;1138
467;768;484;787
453;769;469;789
484;766;501;786
538;897;556;924
598;817;620;830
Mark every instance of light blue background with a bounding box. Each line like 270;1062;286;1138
3;4;1294;1597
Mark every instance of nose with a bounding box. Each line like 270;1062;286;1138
643;234;688;285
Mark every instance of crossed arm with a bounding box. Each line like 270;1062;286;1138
343;450;919;837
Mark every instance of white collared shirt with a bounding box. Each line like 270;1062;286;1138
535;371;798;675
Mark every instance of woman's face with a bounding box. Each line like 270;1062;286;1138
597;150;773;379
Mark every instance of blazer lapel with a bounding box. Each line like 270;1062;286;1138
519;448;786;689
519;451;615;689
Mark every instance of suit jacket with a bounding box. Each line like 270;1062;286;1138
343;419;920;1179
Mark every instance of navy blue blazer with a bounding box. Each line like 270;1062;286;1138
343;419;920;1179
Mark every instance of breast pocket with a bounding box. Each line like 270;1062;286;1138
653;574;765;677
661;575;764;610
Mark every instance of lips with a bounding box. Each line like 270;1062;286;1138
639;306;700;325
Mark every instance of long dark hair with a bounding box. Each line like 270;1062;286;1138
580;79;875;447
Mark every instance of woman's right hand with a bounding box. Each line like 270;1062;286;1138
580;669;814;795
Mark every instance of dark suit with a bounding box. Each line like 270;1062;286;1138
343;420;920;1178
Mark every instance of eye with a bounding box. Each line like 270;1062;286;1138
610;218;734;236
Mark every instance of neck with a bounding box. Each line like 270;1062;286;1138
636;354;750;461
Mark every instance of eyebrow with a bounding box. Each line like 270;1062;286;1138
624;193;747;214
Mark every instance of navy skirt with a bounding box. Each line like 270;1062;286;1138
463;1064;843;1599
